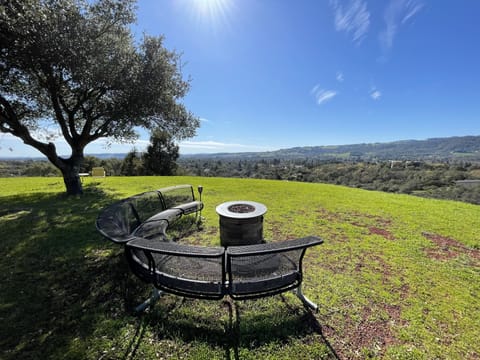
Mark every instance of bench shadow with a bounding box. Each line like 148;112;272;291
140;293;339;360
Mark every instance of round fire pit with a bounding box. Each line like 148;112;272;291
216;200;267;247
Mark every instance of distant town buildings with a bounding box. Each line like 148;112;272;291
454;180;480;188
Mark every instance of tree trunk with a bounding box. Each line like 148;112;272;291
62;167;83;195
59;155;84;196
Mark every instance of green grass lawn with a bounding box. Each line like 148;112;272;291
1;176;479;359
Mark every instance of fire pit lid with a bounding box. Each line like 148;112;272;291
216;200;267;219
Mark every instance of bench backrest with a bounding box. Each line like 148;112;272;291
226;236;323;299
96;185;200;244
125;237;225;300
125;236;323;300
92;167;106;177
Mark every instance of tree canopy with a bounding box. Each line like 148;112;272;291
142;129;179;176
0;0;199;194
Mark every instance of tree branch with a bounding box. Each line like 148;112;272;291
57;94;80;141
0;96;62;167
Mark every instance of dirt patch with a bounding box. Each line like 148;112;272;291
266;221;297;241
322;301;407;359
315;208;343;222
352;304;403;350
318;252;410;358
423;232;480;262
369;227;395;240
338;211;396;240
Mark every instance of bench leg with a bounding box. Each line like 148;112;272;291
134;287;162;313
295;285;318;311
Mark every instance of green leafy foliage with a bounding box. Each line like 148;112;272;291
120;149;144;176
142;130;179;176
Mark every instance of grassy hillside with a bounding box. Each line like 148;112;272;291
0;176;479;359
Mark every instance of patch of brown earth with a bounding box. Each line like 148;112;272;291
315;208;397;242
422;232;480;262
368;227;395;240
341;211;396;240
267;221;297;241
318;252;411;358
322;301;407;359
315;208;345;225
352;303;404;351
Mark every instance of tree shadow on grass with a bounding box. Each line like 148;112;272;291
0;185;141;359
0;184;213;360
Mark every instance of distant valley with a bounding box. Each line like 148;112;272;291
2;135;479;162
182;135;480;161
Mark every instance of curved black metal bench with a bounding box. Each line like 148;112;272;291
125;236;323;311
96;184;323;312
96;184;203;244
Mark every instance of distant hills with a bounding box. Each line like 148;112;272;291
2;135;480;162
181;135;480;161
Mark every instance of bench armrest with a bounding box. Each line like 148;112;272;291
172;200;203;215
226;236;323;256
127;237;224;257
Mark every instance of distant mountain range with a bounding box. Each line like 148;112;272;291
181;135;480;161
2;135;480;161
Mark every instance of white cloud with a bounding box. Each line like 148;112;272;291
180;140;237;150
311;85;337;105
402;1;424;24
331;0;370;45
370;90;382;100
179;140;274;154
380;0;424;50
336;71;345;82
199;117;210;123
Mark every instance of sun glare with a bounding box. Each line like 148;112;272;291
187;0;232;31
193;0;229;17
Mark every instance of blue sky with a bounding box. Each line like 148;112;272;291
1;0;479;157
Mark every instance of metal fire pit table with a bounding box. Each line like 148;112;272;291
216;200;267;247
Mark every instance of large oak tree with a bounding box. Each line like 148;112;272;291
0;0;199;194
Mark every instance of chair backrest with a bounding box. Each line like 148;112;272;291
91;167;106;177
